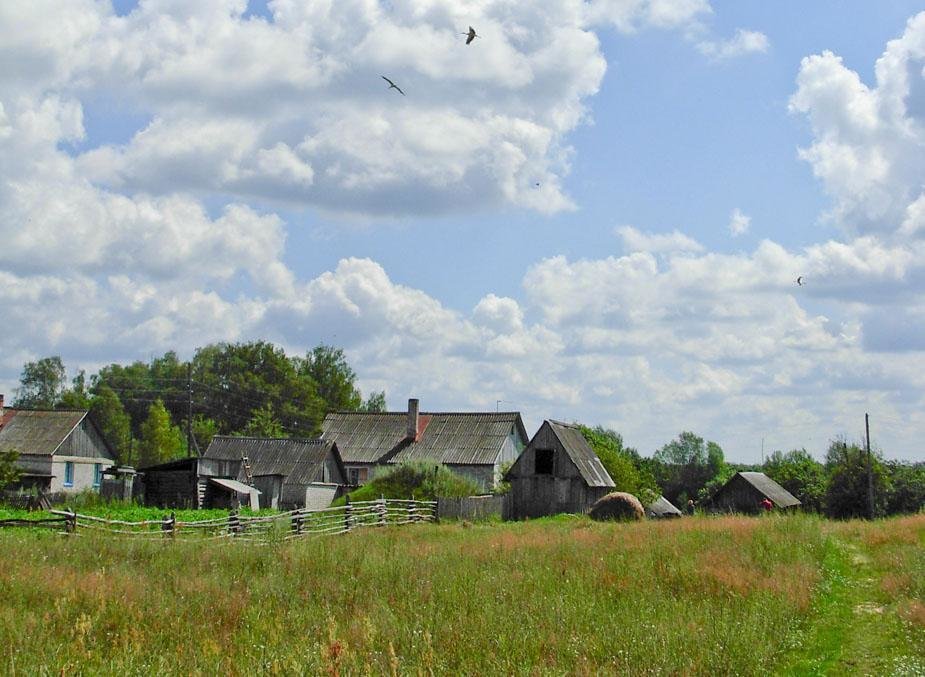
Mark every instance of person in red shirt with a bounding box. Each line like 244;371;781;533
760;497;773;512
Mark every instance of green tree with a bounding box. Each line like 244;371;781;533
58;370;92;409
359;390;387;413
883;461;925;515
89;385;132;463
763;449;827;512
241;403;286;438
137;400;186;468
299;345;362;412
190;415;219;454
578;425;659;503
824;440;890;518
14;357;67;408
0;449;21;487
652;432;726;505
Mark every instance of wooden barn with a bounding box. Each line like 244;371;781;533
140;437;346;510
505;420;615;519
646;495;683;519
709;471;801;513
0;398;116;494
321;398;527;490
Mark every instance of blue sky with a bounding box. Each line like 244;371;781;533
3;1;925;461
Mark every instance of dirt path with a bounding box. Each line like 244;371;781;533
780;534;920;676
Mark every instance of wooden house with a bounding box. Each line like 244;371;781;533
0;398;116;494
505;420;615;519
321;398;528;490
709;471;801;513
140;436;346;510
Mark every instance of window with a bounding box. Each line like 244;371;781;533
535;449;554;475
93;463;102;488
64;462;74;487
348;467;368;485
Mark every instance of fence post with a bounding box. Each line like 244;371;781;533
344;495;352;533
434;498;440;524
291;511;303;537
379;496;387;527
65;509;77;534
228;509;241;537
162;511;175;538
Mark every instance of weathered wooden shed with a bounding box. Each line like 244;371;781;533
505;420;615;519
709;471;801;513
0;404;116;494
646;495;683;519
140;436;346;510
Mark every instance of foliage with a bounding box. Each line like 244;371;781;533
241;403;286;438
137;400;187;468
339;461;481;503
0;448;21;487
58;371;92;409
14;356;67;408
190;415;219;454
652;431;726;505
883;461;925;515
763;449;827;512
578;425;658;503
89;385;131;462
824;440;890;518
298;344;362;412
359;390;387;413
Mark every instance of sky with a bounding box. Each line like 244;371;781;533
3;0;925;463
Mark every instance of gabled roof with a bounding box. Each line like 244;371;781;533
732;471;801;508
546;420;615;488
0;409;88;456
203;436;345;489
321;411;528;466
647;495;683;517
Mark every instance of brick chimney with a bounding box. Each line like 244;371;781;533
407;398;419;441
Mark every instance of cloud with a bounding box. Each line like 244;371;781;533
697;28;769;60
617;225;705;254
789;12;925;238
728;208;751;236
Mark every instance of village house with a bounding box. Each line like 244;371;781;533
321;398;528;490
140;436;346;510
709;471;802;513
0;395;117;494
505;420;615;519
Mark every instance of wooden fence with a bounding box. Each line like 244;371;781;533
437;494;508;521
44;498;438;542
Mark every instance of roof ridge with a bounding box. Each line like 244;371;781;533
212;435;326;444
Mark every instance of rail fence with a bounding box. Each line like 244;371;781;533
33;498;437;542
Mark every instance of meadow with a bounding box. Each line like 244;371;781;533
0;513;923;675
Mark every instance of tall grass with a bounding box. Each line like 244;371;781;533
0;514;838;674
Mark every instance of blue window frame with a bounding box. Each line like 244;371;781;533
64;462;74;487
93;463;102;488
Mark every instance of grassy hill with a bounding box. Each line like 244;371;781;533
0;514;922;674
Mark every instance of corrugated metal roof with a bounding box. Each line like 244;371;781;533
736;472;802;508
0;409;86;456
547;421;615;488
203;436;342;493
646;495;683;517
321;411;528;466
209;477;260;494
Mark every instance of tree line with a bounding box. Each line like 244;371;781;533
579;427;925;518
11;342;386;468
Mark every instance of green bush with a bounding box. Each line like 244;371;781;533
336;461;481;504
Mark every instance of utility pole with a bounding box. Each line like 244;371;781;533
865;412;874;520
187;363;193;457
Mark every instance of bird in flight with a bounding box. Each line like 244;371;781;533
462;26;479;45
796;276;804;286
381;75;405;96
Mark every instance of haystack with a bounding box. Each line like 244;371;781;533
589;491;645;521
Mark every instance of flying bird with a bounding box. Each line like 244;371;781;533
796;276;804;286
381;75;405;96
462;26;479;44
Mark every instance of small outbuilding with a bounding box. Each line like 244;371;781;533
709;471;801;513
646;495;683;519
505;420;615;519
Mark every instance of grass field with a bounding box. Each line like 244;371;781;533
1;513;923;675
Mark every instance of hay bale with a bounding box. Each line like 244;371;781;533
589;492;645;521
